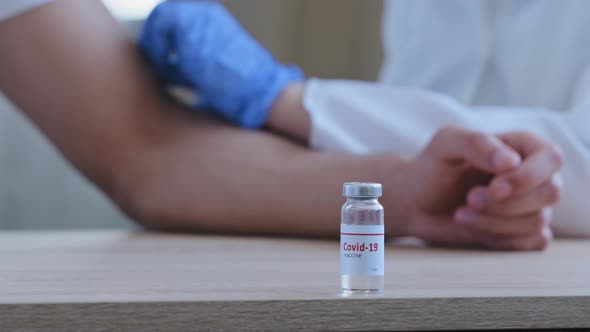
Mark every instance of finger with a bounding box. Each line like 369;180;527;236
467;174;562;215
476;227;553;251
413;215;480;248
499;131;546;155
139;2;177;67
138;2;192;85
427;126;521;174
454;207;552;236
492;132;564;199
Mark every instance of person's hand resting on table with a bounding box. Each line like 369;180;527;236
403;127;563;250
269;85;565;250
138;1;564;250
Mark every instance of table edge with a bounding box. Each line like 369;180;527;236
2;296;590;331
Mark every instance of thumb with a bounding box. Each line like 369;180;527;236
416;215;480;248
427;126;522;174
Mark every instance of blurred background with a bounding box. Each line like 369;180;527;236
0;0;383;230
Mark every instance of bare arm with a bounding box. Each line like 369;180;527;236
0;0;559;250
0;0;407;237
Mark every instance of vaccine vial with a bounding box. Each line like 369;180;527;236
340;182;384;295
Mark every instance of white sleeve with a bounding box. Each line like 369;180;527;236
0;0;52;22
304;78;590;237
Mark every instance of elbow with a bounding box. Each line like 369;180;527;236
108;180;157;231
116;181;173;232
116;192;161;231
106;162;172;231
111;164;208;233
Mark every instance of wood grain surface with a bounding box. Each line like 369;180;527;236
1;231;590;331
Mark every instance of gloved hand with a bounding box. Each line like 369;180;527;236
139;1;304;128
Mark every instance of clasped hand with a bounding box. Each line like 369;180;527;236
396;126;563;250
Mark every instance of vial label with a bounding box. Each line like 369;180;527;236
340;224;384;276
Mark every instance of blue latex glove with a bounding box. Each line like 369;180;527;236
139;1;304;128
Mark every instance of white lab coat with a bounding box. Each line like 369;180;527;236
304;0;590;237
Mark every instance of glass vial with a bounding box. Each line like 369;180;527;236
340;182;384;295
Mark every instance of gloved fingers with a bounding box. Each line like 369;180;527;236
138;2;191;86
138;0;303;128
138;2;175;67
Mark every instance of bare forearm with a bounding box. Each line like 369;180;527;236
0;0;407;237
135;110;404;236
267;82;310;143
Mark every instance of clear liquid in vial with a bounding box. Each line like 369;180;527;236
340;275;384;295
340;193;384;295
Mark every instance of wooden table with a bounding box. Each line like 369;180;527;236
1;231;590;331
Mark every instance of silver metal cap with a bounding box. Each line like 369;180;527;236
342;182;382;197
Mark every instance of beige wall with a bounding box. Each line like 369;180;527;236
222;0;384;81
